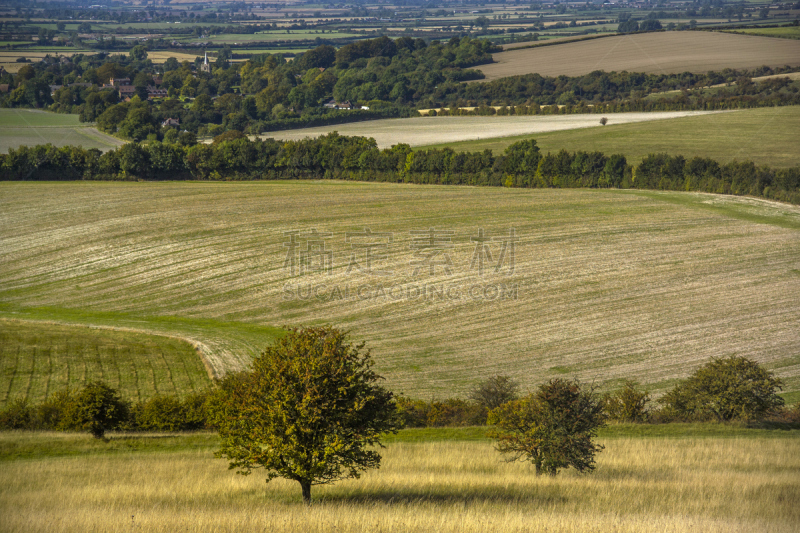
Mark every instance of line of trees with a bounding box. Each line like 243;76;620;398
2;133;799;205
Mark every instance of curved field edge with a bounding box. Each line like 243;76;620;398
0;318;216;406
0;182;798;401
0;308;284;389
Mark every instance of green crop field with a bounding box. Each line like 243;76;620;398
0;109;125;153
420;106;800;168
1;429;798;532
1;182;799;402
0;320;212;407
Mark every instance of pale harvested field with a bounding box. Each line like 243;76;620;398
1;434;798;532
477;32;800;81
1;183;799;399
265;111;723;149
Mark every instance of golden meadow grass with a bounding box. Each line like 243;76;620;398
0;433;798;532
1;183;799;401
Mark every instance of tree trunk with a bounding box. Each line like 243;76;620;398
300;480;312;503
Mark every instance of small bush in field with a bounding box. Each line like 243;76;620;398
60;381;129;439
0;398;34;429
603;380;651;422
469;375;521;411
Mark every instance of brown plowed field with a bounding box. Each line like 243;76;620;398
477;32;800;80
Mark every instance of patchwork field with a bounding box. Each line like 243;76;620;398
420;106;800;168
0;109;125;153
476;32;800;80
0;320;212;407
1;182;799;402
1;429;798;532
266;111;723;149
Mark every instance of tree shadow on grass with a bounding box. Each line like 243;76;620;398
313;486;568;507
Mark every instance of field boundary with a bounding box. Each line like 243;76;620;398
0;318;219;382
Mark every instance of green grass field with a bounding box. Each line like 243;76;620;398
0;109;125;153
1;182;799;402
0;320;212;407
1;430;798;532
420;106;800;168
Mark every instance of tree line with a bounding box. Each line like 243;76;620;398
2;133;799;205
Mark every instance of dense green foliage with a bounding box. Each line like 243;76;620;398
211;326;402;502
488;379;606;476
2;36;798;141
60;381;129;439
0;386;215;433
2;133;799;205
603;381;652;423
660;356;785;422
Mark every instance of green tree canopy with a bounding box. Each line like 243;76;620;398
212;326;402;502
489;378;606;476
660;356;784;421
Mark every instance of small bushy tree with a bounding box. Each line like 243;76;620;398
604;380;651;422
212;326;402;502
660;356;784;422
489;378;605;476
61;381;129;439
469;375;521;411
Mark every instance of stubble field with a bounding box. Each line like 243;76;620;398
0;429;798;532
1;182;799;401
476;32;800;80
267;111;722;149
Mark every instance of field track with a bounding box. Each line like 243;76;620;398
266;111;722;149
1;182;798;400
477;32;800;80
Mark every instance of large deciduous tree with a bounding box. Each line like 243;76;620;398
489;378;605;476
212;326;402;502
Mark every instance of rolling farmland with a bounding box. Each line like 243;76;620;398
421;106;800;168
1;182;799;401
476;32;800;80
267;111;722;149
0;109;125;153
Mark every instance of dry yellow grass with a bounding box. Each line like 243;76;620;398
1;183;799;400
0;434;798;532
477;32;800;80
266;111;723;148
